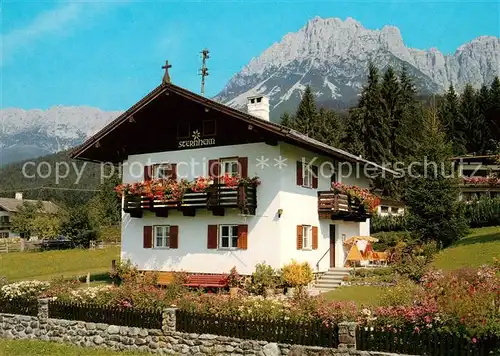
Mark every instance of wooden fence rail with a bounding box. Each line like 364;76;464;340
176;310;339;348
48;301;163;329
356;327;500;356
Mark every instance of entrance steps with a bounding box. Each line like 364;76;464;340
312;268;351;293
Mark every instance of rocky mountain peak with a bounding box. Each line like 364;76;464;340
214;17;499;117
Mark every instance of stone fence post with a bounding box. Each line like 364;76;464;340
162;308;178;334
37;298;53;321
338;321;357;349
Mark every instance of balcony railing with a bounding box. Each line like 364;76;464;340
317;191;371;222
123;185;257;218
0;222;11;230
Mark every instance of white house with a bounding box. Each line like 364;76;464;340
451;155;500;201
0;193;59;239
71;82;395;277
376;198;405;217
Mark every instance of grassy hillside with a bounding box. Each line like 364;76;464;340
432;226;500;270
0;247;119;281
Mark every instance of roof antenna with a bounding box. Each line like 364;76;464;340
199;49;209;96
162;60;172;84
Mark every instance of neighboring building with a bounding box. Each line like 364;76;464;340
376;198;405;217
71;82;396;275
452;155;500;201
0;193;59;238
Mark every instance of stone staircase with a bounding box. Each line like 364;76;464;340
313;268;351;293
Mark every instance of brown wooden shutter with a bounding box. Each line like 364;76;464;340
296;225;303;250
207;225;218;249
144;165;152;181
296;161;303;186
237;225;248;250
169;163;177;180
238;157;248;178
143;226;153;248
169;225;178;249
312;226;318;250
208;159;220;183
312;165;318;189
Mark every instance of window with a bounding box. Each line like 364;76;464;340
302;225;312;250
154;225;170;248
302;162;313;188
203;119;216;137
153;163;174;179
0;216;9;223
381;206;389;213
391;207;399;214
219;225;239;249
0;232;8;238
221;159;239;177
177;122;190;139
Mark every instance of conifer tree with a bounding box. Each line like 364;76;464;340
357;63;391;164
476;85;491;153
459;84;480;153
405;105;468;247
439;85;466;155
279;112;293;128
315;107;344;148
294;86;318;136
487;77;500;148
342;108;365;157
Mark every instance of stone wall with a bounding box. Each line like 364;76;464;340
0;299;413;356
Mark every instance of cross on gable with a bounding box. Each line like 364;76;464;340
162;60;172;84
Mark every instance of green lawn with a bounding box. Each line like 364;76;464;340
0;339;148;356
322;285;385;306
432;226;500;270
0;247;119;282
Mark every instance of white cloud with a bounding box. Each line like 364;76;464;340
0;2;119;66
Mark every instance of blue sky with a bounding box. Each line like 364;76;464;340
1;0;499;111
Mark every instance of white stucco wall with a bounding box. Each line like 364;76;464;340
120;141;371;275
121;143;282;275
276;144;370;272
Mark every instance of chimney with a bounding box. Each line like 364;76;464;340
15;192;23;200
247;95;270;121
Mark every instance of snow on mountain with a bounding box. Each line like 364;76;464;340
214;17;500;116
0;107;121;165
1;16;498;165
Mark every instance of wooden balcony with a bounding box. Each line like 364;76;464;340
317;191;371;222
123;185;257;218
0;222;11;230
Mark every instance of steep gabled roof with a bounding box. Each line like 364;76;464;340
70;82;397;174
0;198;59;214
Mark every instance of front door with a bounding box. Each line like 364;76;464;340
329;224;336;268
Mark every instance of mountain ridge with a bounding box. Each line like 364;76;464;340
1;16;498;165
213;16;499;114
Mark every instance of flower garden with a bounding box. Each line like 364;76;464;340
1;258;498;345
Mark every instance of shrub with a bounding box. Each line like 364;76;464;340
379;279;422;306
463;197;500;228
389;241;437;281
371;214;408;233
282;260;313;288
249;263;281;294
0;280;51;301
227;267;241;288
372;231;416;251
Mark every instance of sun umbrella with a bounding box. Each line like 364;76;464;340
343;236;379;245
